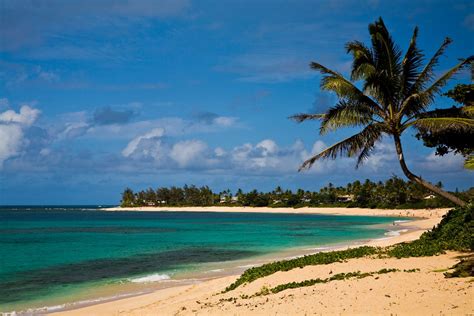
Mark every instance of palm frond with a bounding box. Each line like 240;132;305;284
409;37;452;94
319;99;376;135
299;123;384;171
289;113;325;123
366;18;403;108
423;56;474;101
369;18;402;76
346;40;376;81
310;62;386;118
400;56;474;118
406;117;474;133
355;124;385;168
401;26;424;99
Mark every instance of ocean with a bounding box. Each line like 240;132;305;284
0;206;405;313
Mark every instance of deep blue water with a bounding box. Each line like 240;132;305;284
0;206;401;312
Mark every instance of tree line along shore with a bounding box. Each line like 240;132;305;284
120;176;473;209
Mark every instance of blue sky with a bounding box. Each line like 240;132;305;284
0;0;473;204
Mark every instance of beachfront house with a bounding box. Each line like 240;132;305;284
220;193;231;204
336;194;354;203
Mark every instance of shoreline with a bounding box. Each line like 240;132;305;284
49;207;454;315
104;205;451;219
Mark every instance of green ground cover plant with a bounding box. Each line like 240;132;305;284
224;205;473;292
253;269;399;296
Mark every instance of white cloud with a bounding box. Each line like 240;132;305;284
0;105;40;126
0;124;23;167
121;129;212;168
170;140;208;167
422;151;465;172
0;105;41;168
256;139;278;156
122;128;165;157
363;140;396;171
214;147;226;157
58;121;90;140
120;131;341;174
230;139;325;172
310;140;326;155
213;116;237;127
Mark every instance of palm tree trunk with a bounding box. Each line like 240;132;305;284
393;134;466;207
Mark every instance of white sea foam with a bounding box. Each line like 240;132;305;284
393;220;412;224
304;246;332;251
238;264;257;268
129;273;171;283
384;229;409;237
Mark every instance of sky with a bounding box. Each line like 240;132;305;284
0;0;473;204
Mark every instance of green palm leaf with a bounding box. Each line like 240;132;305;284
320;99;376;135
299;123;384;171
401;27;424;99
409;37;453;94
400;56;473;118
406;117;474;133
346;40;376;81
310;62;386;118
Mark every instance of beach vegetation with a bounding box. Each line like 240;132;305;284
387;203;473;258
224;246;380;292
251;268;400;297
291;17;473;207
416;84;474;169
120;176;472;208
224;204;473;292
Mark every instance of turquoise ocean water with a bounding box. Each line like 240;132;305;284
0;206;404;312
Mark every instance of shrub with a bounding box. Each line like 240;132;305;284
388;204;473;258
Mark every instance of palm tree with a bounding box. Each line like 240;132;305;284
292;18;473;207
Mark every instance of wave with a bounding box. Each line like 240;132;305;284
384;229;409;237
303;246;333;251
393;220;412;224
129;273;171;283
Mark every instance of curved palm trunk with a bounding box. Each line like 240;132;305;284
393;134;466;207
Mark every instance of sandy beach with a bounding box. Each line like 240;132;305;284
51;207;474;315
105;205;450;218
